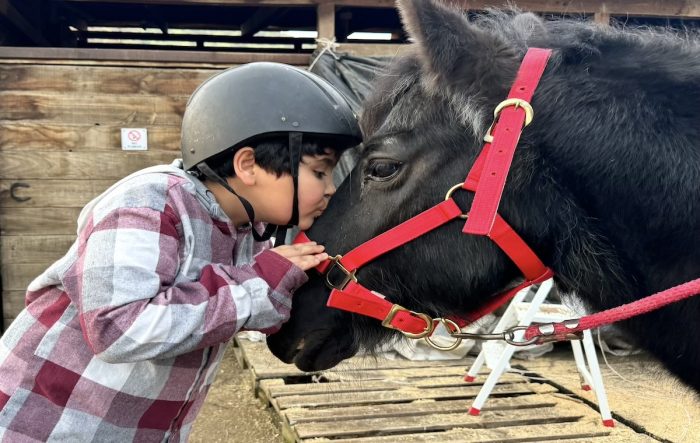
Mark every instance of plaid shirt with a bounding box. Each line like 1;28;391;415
0;162;307;442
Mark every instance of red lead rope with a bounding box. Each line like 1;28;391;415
524;278;700;344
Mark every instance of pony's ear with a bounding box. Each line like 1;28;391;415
397;0;516;93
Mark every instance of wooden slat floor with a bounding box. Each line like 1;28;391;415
233;338;658;443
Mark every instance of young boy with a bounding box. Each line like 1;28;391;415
0;62;361;441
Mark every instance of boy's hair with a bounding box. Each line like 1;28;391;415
205;135;346;178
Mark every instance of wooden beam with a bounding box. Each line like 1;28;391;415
0;207;83;235
57;1;700;18
0;0;48;45
317;3;335;41
0;151;180;180
334;42;407;57
595;11;611;25
1;235;75;264
0;46;309;66
82;30;312;45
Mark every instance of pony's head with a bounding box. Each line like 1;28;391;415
268;0;560;370
268;0;700;378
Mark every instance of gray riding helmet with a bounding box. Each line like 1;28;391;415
181;62;362;171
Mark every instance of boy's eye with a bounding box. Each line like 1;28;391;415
314;170;327;179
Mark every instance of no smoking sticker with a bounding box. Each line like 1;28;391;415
121;128;148;150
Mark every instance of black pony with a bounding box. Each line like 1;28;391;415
268;0;700;391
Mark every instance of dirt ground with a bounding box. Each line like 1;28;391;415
189;346;283;443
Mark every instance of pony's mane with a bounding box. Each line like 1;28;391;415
360;9;700;141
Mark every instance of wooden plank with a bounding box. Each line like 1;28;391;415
2;290;26;318
0;122;181;151
319;365;478;381
0;92;186;126
61;0;326;5
309;420;614;442
264;373;527;397
273;382;557;409
0;235;74;263
295;407;584;440
283;395;557;424
2;262;48;291
0;180;114;208
0;151;176;180
236;338;472;379
0;59;240;69
57;0;700;18
3;317;16;330
0;47;310;66
232;344;248;369
0;64;215;95
0;207;82;235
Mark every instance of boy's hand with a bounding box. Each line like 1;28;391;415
271;242;329;271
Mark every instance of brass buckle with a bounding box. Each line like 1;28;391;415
324;255;357;291
382;304;435;339
483;98;534;143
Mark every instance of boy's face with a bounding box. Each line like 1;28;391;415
295;151;338;230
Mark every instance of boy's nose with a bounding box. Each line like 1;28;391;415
325;181;336;198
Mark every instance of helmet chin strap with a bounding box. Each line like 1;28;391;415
196;131;303;245
273;132;302;247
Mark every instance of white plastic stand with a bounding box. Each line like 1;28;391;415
464;279;614;427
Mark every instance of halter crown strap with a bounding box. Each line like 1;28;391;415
463;48;552;235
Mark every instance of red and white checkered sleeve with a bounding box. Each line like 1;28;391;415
64;204;307;363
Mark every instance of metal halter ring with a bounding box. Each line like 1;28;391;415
483;98;534;143
444;183;469;219
424;318;463;351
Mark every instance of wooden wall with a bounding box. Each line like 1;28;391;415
0;49;309;328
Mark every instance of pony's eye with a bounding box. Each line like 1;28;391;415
366;161;402;181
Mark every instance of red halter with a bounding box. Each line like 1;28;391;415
296;48;554;339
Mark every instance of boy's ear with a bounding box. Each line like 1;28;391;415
232;147;256;185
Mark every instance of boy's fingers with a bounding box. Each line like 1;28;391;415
291;241;317;247
280;244;325;257
288;252;330;271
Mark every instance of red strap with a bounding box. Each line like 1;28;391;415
463;147;548;281
327;282;432;335
489;215;548;281
464;48;551;235
449;268;554;327
525;277;700;343
339;199;463;271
